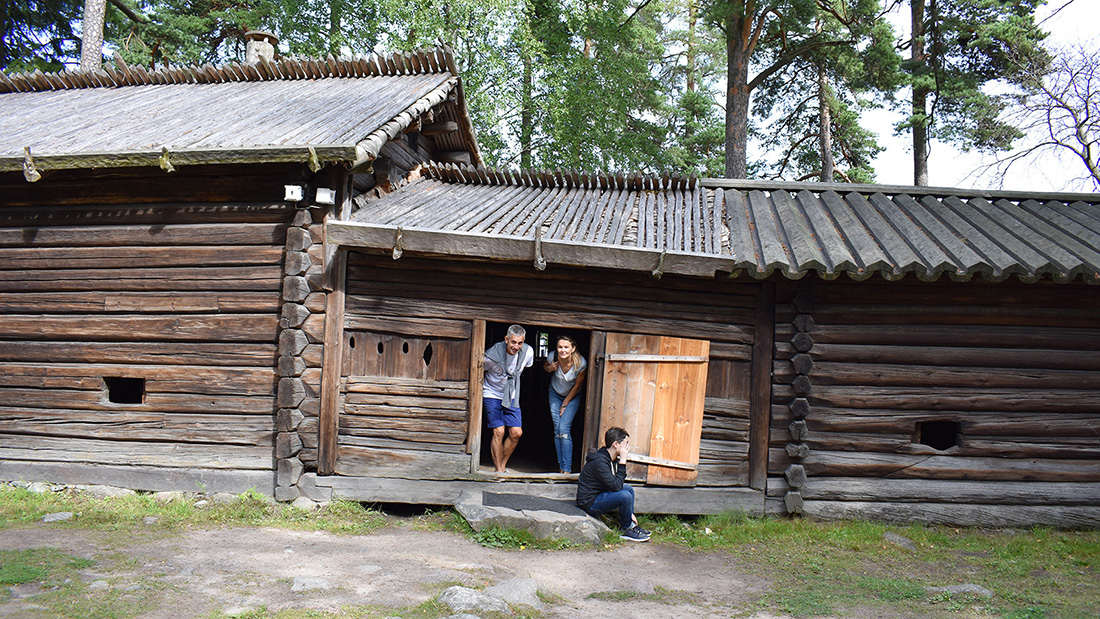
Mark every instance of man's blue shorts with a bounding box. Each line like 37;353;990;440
484;397;522;429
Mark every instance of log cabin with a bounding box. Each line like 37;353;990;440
2;46;1098;528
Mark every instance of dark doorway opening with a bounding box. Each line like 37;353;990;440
480;322;590;474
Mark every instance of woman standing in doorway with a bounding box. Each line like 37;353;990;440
544;335;587;474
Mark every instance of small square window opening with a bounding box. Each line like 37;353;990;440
916;420;961;451
105;377;145;404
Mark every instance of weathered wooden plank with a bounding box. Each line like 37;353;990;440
0;434;272;469
778;323;1100;351
335;444;474;479
749;283;774;491
0;460;274;495
0;341;276;366
778;385;1100;413
0;266;283;292
0;245;286;270
337;435;466;454
801;451;1100;481
785;430;1100;459
0;363;277;396
344;375;468;398
310;473;765;515
0;314;278;341
340;413;465;436
343;404;466;421
776;342;1100;371
465;319;485;460
0;291;280;313
807;302;1098;329
799;477;1100;505
798;409;1100;436
0;409;273;445
0;222;287;248
343;393;467;410
319;247;347;476
704;397;751;418
347;273;752;328
780;362;1100;390
343;315;471;339
0;387;275;414
803;501;1100;529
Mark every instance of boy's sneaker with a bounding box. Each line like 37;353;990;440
634;524;651;536
620;525;650;542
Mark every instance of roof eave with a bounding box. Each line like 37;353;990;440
2;144;360;175
326;220;738;279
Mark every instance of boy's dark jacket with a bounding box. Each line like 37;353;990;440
575;447;626;510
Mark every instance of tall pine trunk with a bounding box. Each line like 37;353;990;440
818;62;835;182
724;4;751;179
911;0;929;186
80;0;106;72
521;55;533;168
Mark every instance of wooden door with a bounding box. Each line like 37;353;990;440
598;333;710;486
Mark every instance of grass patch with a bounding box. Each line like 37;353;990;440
0;485;387;535
649;512;1099;618
587;585;700;605
0;547;163;619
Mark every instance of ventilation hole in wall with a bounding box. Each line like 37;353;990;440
402;341;410;354
377;341;384;354
105;377;144;404
423;342;434;366
348;336;356;349
916;420;961;451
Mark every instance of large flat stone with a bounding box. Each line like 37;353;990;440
454;490;609;545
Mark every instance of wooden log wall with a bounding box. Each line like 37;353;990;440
0;167;303;495
769;278;1100;528
334;252;760;486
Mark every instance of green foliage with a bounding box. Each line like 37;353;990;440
900;0;1050;153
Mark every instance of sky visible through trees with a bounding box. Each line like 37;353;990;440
3;0;1095;190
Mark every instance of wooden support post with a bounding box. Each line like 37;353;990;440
583;331;607;455
748;282;775;490
466;319;486;469
317;243;347;476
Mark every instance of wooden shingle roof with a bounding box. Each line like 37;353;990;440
329;164;1100;284
0;49;480;174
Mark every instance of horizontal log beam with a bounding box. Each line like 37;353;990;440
307;473;765;515
803;500;1100;529
0;434;273;469
0;460;274;495
0;341;276;366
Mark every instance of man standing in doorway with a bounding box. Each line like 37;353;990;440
483;324;535;473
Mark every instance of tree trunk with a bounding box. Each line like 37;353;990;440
818;62;835;182
687;0;697;93
328;0;343;57
911;0;929;186
724;4;751;179
80;0;107;72
521;55;533;169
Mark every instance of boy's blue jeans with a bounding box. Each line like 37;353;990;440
586;483;635;530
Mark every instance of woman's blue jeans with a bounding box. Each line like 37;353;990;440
548;389;580;473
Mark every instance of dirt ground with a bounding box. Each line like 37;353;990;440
0;524;784;618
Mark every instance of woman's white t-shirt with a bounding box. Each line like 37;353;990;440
548;351;587;396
